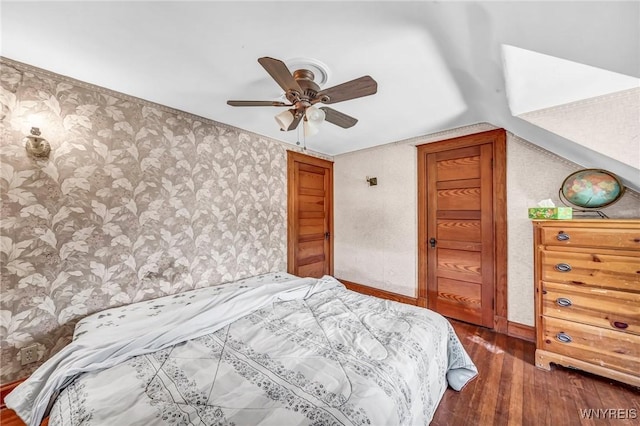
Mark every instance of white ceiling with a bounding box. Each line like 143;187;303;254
2;1;639;186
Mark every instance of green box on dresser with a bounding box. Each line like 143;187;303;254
528;207;573;220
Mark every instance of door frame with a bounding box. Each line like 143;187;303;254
287;151;334;276
417;129;507;332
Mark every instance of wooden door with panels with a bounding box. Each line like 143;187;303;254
417;129;507;330
287;151;333;278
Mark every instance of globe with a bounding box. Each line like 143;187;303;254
560;169;625;209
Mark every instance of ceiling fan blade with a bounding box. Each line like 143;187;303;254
227;100;290;107
316;76;377;104
258;57;303;95
320;107;358;128
286;113;303;131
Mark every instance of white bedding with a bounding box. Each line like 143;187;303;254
6;273;477;426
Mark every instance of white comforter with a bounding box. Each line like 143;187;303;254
6;273;477;426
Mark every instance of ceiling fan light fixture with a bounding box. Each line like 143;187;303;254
303;106;326;137
303;120;321;137
306;106;325;123
275;109;295;131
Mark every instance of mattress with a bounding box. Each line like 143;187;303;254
6;273;477;426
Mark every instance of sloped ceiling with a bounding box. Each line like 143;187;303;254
503;45;639;174
517;88;639;171
2;1;638;189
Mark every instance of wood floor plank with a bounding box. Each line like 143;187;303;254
432;320;640;425
0;409;25;426
521;338;539;426
493;332;514;426
533;354;554;425
477;330;503;425
543;359;577;426
506;337;524;426
579;371;615;426
461;327;494;426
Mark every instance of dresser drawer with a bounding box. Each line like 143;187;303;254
540;316;640;377
541;250;640;292
541;281;640;335
539;226;640;250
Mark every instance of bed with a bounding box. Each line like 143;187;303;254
6;273;477;426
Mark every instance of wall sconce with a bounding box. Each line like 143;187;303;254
366;176;378;186
24;127;51;158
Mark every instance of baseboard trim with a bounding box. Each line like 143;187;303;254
339;278;536;342
1;378;24;409
339;279;418;306
507;321;536;342
494;315;508;334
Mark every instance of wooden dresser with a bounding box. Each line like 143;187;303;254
532;219;640;387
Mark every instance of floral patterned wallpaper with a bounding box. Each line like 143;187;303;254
0;58;292;382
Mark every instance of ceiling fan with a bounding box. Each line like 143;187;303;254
227;57;377;135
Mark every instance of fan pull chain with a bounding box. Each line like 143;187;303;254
302;125;307;151
295;121;307;151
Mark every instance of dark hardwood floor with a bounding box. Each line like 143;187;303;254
432;320;640;426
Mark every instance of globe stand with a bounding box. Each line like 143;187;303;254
559;189;610;218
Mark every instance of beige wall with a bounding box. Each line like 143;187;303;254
334;124;640;326
334;142;417;296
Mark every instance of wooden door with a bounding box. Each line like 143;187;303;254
417;129;507;330
287;151;333;278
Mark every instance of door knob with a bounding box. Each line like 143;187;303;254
429;238;437;248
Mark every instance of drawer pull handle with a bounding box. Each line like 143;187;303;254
613;321;629;330
555;263;572;272
556;297;572;307
556;333;572;343
556;232;570;241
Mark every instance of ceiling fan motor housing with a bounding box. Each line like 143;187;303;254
287;69;330;105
